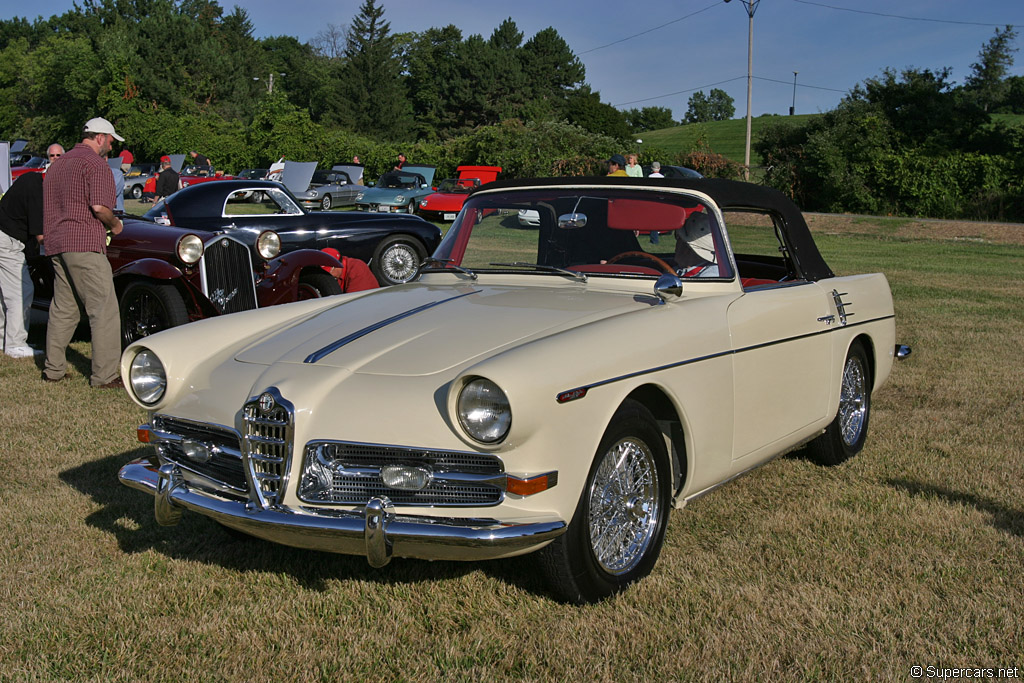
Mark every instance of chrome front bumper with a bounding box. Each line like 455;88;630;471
118;458;566;566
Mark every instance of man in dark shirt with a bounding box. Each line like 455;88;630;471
155;156;180;202
0;172;45;358
189;150;211;170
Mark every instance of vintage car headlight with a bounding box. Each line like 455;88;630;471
308;190;318;198
256;230;281;259
356;192;365;201
419;199;428;208
129;348;166;405
176;234;204;264
395;195;406;203
457;378;511;444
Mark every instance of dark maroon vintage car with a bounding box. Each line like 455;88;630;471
30;210;343;346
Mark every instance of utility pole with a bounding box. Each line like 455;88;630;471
725;0;760;181
791;71;798;115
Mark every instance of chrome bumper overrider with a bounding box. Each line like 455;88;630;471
118;458;566;566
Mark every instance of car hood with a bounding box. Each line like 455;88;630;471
357;185;427;203
234;282;647;376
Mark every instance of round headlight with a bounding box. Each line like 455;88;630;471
356;192;365;201
256;230;281;259
176;234;204;264
457;378;511;444
308;190;318;198
129;348;166;405
395;195;405;203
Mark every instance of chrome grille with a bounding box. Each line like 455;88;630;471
243;390;293;507
151;415;246;495
299;441;504;507
201;236;258;314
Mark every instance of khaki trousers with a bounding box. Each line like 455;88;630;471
44;252;121;386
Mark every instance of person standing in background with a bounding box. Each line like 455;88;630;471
0;172;45;358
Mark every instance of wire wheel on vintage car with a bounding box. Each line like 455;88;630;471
540;399;671;603
806;342;872;466
371;236;426;286
119;280;190;347
296;271;342;300
320;194;332;211
130;184;143;200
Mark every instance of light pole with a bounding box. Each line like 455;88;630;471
725;0;759;181
790;71;798;116
254;72;286;94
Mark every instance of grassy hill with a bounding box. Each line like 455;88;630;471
643;113;1024;166
640;114;821;164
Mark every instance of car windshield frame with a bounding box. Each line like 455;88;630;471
430;187;736;281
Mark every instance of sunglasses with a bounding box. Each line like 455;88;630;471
48;153;61;158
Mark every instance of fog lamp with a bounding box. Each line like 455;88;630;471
381;465;433;491
181;439;212;463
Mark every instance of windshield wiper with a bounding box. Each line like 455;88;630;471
419;257;478;280
489;262;587;283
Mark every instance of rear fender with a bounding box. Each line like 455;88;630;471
257;249;342;307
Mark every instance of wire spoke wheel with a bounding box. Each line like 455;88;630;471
588;437;661;574
839;354;867;446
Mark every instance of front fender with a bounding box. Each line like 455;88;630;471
257;249;341;307
113;258;185;281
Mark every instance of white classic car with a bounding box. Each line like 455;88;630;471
118;177;909;603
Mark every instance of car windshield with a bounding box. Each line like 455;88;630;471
378;172;421;189
21;157;46;169
438;178;477;193
431;188;733;280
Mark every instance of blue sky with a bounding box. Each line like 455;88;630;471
5;0;1024;120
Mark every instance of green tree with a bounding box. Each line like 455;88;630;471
965;25;1018;112
624;106;676;133
562;86;630;139
333;0;413;140
684;88;735;123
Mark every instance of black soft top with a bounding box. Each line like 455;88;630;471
473;176;833;281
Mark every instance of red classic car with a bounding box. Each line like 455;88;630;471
141;163;234;195
11;156;47;180
29;193;343;346
417;165;501;221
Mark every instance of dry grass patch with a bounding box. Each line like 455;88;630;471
1;216;1022;680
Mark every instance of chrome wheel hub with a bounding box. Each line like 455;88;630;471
839;356;867;446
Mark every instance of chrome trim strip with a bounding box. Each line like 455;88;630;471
556;313;896;401
304;291;479;363
119;460;566;562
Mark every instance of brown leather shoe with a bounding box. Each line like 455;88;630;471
42;373;69;383
95;377;124;390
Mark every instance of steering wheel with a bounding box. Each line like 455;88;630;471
606;251;676;274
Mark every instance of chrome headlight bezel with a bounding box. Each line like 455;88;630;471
256;230;281;260
457;377;511;444
394;194;406;203
129;347;166;405
176;234;204;265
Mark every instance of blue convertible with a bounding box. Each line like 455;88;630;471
354;165;436;214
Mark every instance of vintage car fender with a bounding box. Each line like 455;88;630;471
113;257;187;282
256;248;344;307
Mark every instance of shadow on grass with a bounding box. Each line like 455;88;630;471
888;478;1024;537
59;451;551;598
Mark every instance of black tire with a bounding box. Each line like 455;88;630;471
119;280;190;347
297;270;342;300
405;202;415;214
320;194;332;211
371;236;427;286
806;342;872;466
130;184;143;200
539;399;672;604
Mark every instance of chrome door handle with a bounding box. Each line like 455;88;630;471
817;315;835;325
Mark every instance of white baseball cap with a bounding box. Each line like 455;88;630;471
83;117;125;142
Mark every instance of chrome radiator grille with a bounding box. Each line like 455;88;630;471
151;415;246;496
299;442;505;507
201;236;258;314
243;390;293;507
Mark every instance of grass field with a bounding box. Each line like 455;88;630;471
2;217;1022;680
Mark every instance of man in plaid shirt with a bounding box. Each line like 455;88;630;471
41;117;125;388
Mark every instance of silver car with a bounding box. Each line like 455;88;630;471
293;168;361;211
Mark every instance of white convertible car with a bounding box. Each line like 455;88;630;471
118;177;909;603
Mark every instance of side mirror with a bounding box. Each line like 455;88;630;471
557;212;587;229
654;273;683;302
